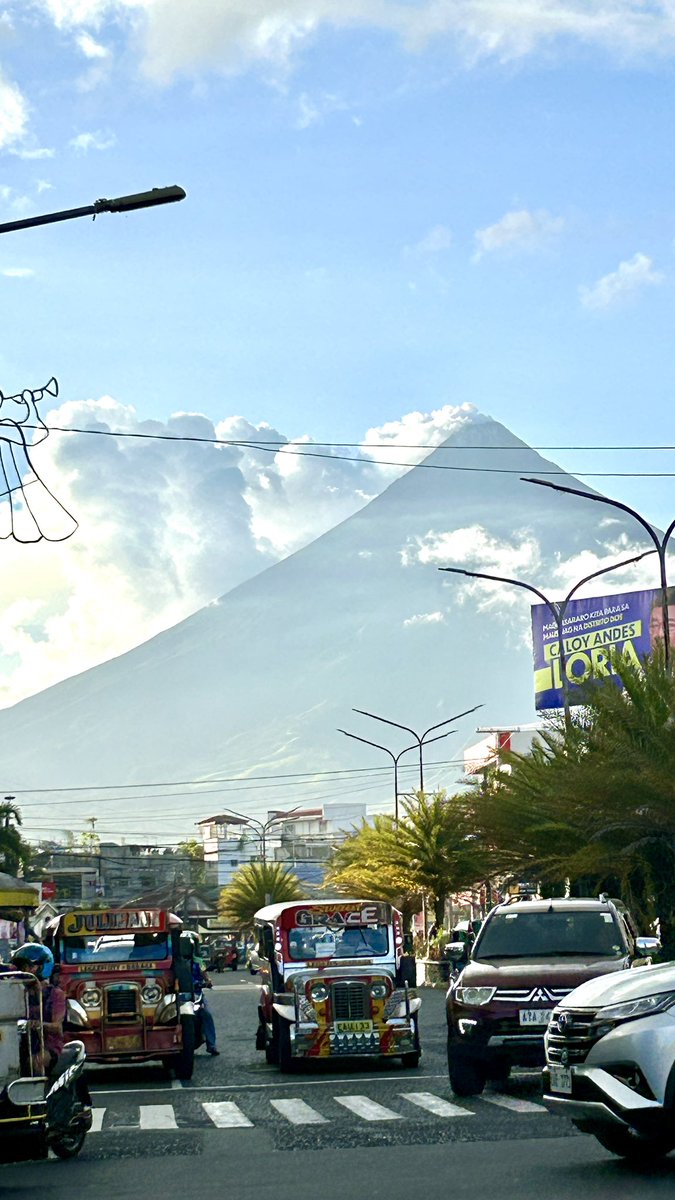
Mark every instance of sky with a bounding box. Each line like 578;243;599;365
2;0;675;719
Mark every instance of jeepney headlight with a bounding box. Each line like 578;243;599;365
309;983;329;1003
141;983;163;1006
370;983;388;999
155;993;178;1024
80;987;102;1010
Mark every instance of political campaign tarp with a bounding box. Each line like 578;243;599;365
531;587;663;710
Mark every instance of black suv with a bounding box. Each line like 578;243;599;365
446;895;653;1097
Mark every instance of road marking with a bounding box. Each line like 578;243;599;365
401;1092;472;1118
202;1101;253;1128
481;1094;546;1114
162;1073;449;1095
334;1095;403;1121
139;1104;178;1129
270;1098;329;1125
90;1107;106;1133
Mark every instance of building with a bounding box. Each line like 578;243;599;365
30;842;214;910
198;803;367;889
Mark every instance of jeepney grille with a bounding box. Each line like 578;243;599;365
546;1009;601;1065
106;987;139;1018
332;982;368;1021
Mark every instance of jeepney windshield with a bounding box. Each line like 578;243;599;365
288;924;389;961
60;932;170;964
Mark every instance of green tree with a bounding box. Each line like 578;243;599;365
475;648;675;952
0;801;32;876
325;791;488;928
218;861;306;927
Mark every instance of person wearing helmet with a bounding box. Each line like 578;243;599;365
11;942;66;1074
183;931;219;1056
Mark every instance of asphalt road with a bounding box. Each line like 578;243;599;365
3;977;675;1198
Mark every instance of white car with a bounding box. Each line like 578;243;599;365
542;955;675;1159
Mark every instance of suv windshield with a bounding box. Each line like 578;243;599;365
288;924;389;961
474;909;626;960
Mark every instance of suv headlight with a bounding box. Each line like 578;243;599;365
598;991;675;1023
454;986;496;1007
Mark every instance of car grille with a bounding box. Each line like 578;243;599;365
106;987;139;1018
332;982;368;1021
546;1008;602;1065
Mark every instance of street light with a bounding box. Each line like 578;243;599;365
351;705;483;792
215;806;304;865
439;550;655;724
523;476;675;670
338;730;454;823
0;186;186;235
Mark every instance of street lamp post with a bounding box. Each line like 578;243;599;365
522;476;675;670
439;550;655;724
0;186;186;236
338;730;453;823
351;705;483;793
216;806;304;864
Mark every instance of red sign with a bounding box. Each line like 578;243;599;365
41;881;57;900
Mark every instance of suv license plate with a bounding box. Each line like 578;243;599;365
519;1008;552;1026
549;1066;573;1095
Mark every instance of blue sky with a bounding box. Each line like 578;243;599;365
2;1;675;708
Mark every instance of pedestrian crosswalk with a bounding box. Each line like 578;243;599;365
89;1090;550;1134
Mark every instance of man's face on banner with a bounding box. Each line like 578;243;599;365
649;603;675;648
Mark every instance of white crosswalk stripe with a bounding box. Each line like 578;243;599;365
139;1104;178;1130
481;1094;546;1114
202;1101;253;1128
90;1088;551;1133
271;1098;329;1125
401;1092;473;1118
334;1095;403;1121
90;1107;106;1133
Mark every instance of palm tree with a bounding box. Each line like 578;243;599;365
325;791;488;928
218;861;306;928
0;801;31;876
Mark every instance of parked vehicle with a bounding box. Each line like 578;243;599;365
0;968;91;1162
205;935;239;972
45;908;196;1079
446;893;656;1096
542;958;675;1159
250;899;420;1072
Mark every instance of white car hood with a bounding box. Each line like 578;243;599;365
561;958;675;1009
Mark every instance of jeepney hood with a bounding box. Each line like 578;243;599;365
283;963;396;988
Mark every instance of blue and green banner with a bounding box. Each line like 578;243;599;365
531;587;664;710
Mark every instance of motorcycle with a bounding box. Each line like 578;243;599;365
0;969;92;1162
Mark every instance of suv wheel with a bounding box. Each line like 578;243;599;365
447;1038;486;1097
586;1124;675;1161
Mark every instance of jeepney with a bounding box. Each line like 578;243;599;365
251;899;421;1071
46;908;196;1079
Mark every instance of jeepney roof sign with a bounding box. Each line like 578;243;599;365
61;909;166;936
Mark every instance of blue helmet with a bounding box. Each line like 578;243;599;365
11;942;54;981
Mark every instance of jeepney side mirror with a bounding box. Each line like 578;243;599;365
261;926;275;959
402;933;414;956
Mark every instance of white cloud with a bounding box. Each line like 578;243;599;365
474;208;565;259
403;610;445;627
31;2;675;83
579;252;664;310
1;267;34;278
0;71;29;150
10;146;55;160
69;130;117;152
406;224;453;256
76;31;109;57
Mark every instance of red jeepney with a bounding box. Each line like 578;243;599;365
47;908;196;1079
251;899;421;1071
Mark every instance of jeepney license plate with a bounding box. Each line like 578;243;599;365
549;1066;573;1095
105;1035;143;1051
334;1020;373;1033
519;1009;553;1026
